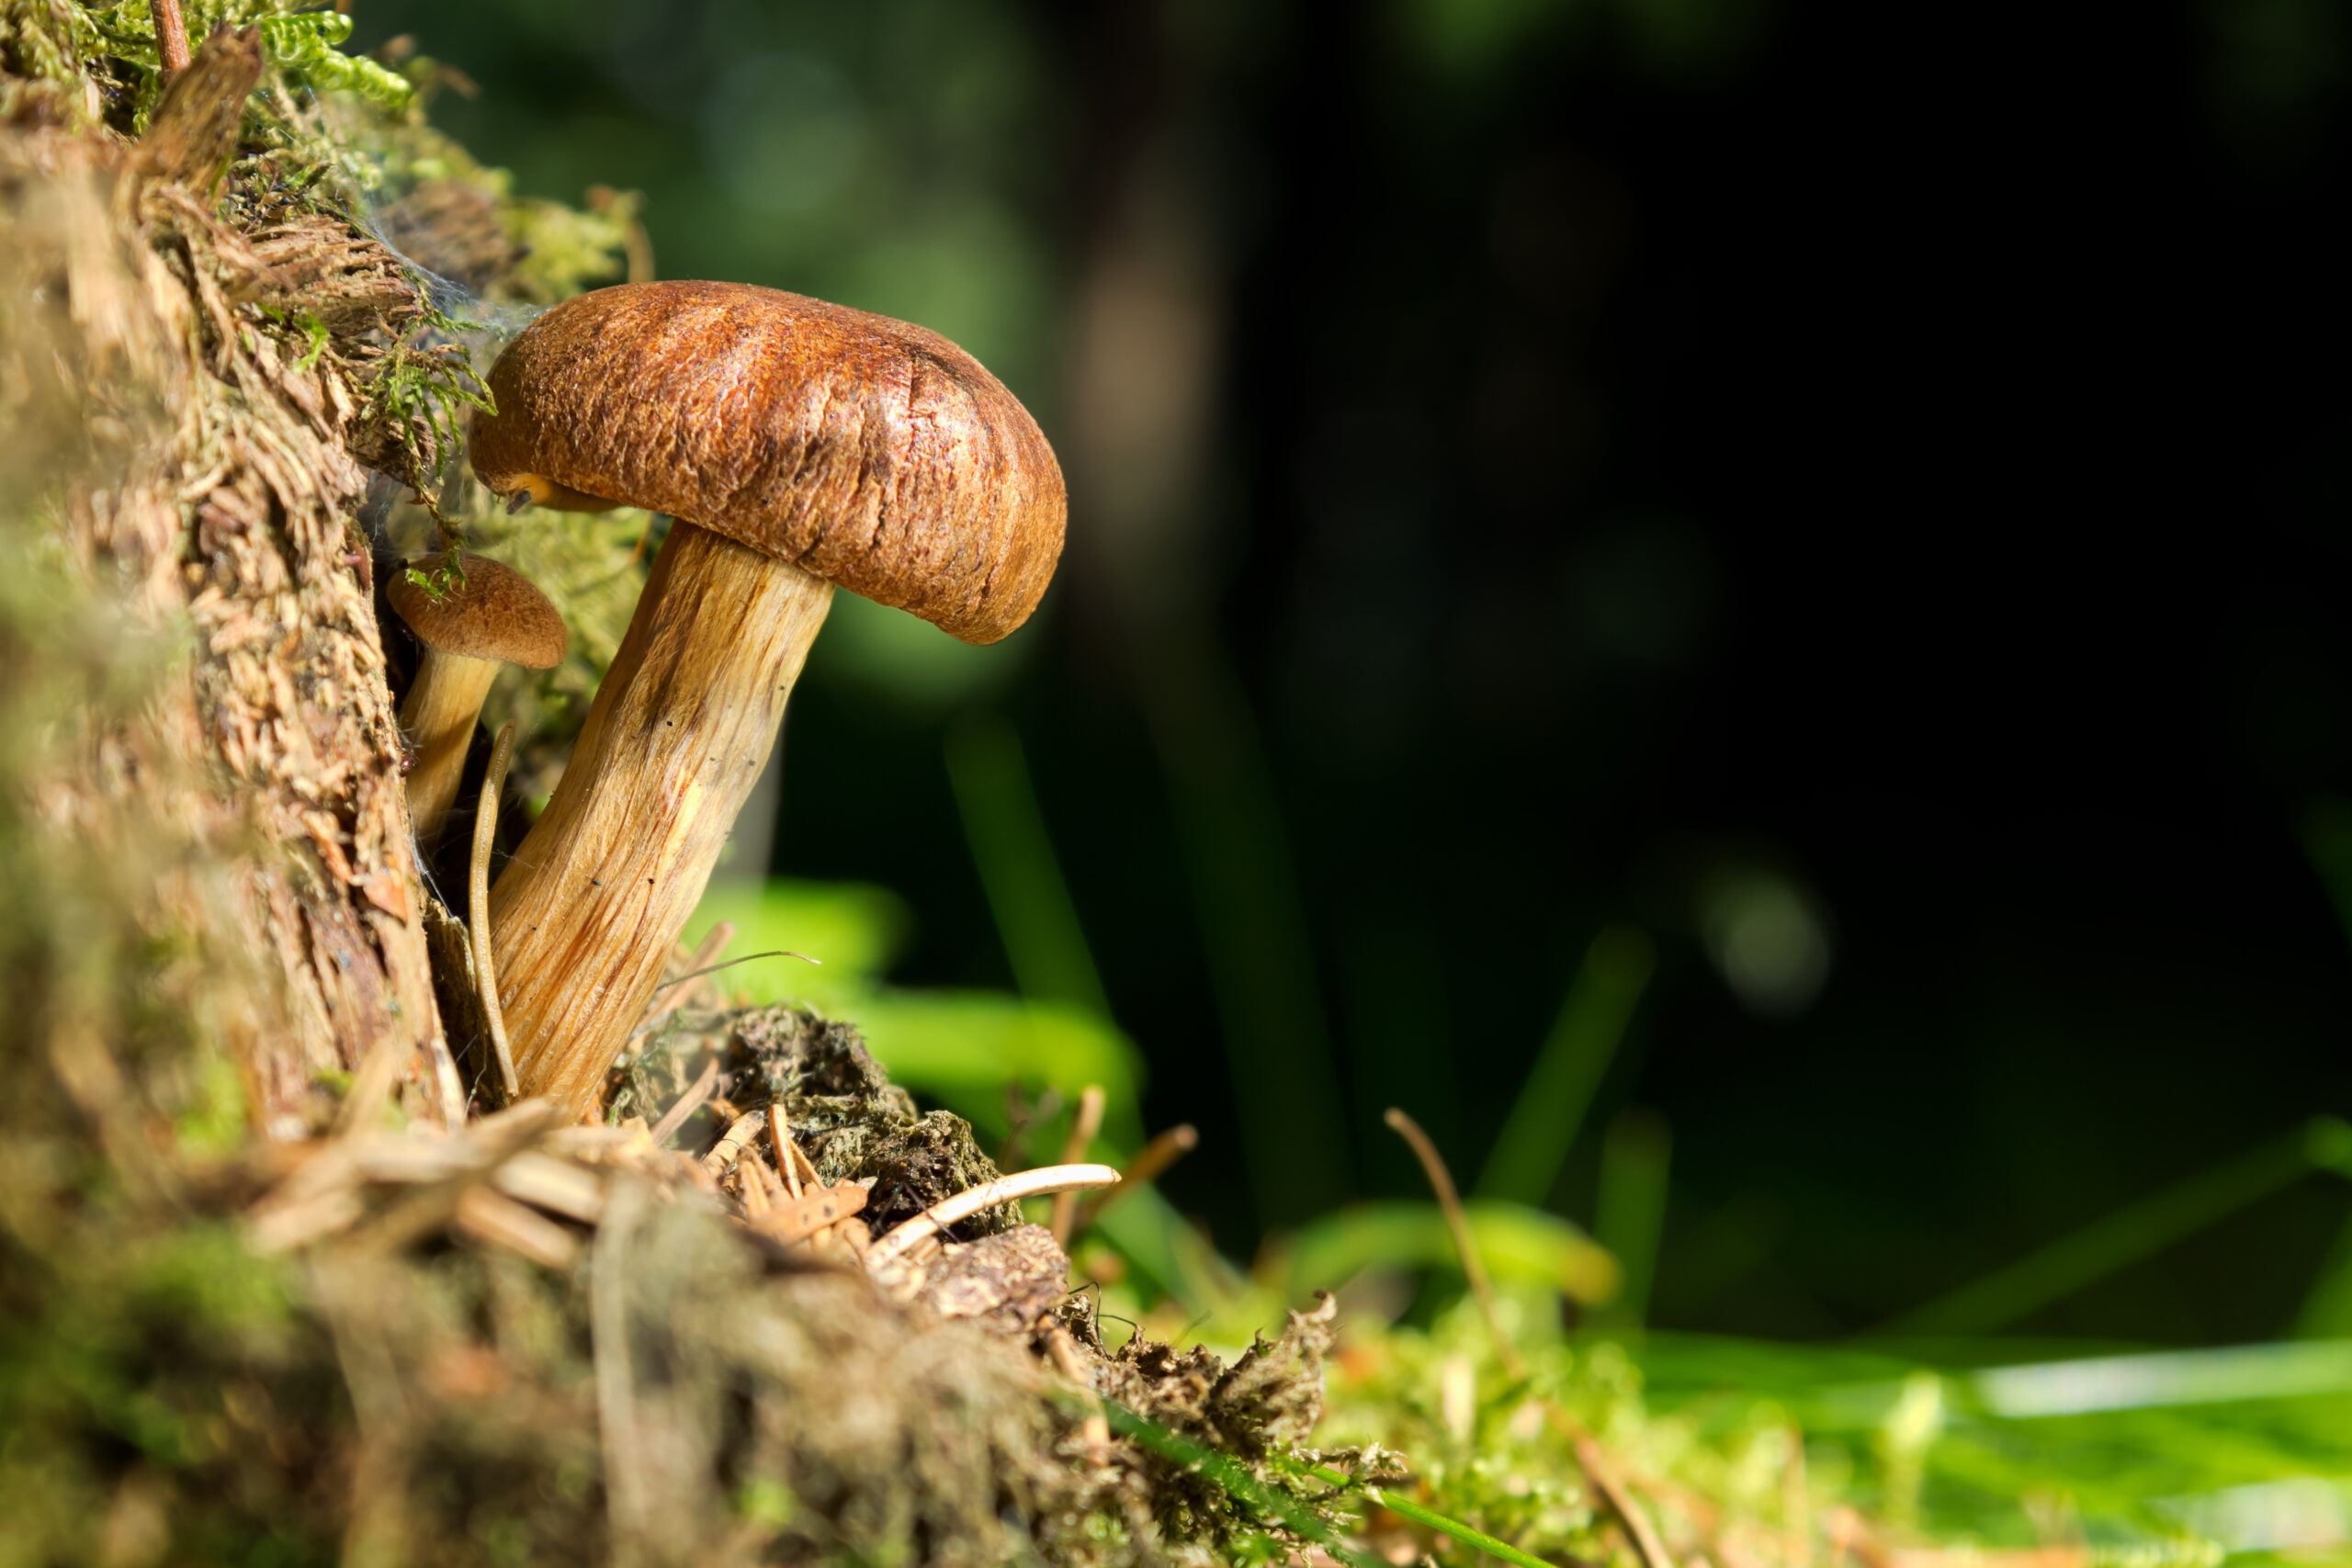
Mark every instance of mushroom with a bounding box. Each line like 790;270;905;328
469;280;1065;1116
385;554;567;845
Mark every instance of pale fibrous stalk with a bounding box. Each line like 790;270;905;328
399;649;501;844
489;521;834;1117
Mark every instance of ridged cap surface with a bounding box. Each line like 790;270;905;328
386;554;568;669
469;280;1066;645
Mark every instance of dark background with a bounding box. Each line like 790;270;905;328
357;0;2352;1344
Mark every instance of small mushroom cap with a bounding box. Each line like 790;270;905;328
385;554;568;669
468;280;1066;646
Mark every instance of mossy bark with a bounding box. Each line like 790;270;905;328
5;22;461;1133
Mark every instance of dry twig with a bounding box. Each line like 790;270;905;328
1048;1085;1106;1247
1576;1432;1680;1568
647;1055;718;1146
769;1112;804;1200
700;1109;765;1174
472;722;519;1100
737;1153;771;1216
1072;1122;1197;1231
1385;1105;1525;1380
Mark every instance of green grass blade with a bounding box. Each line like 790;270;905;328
1146;637;1353;1224
1296;1462;1565;1568
1098;1401;1379;1568
944;714;1114;1019
1970;1339;2352;1416
1476;926;1653;1204
1879;1117;2352;1337
2292;1205;2352;1338
1590;1108;1672;1331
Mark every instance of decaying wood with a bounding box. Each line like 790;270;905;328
7;28;461;1135
491;525;835;1116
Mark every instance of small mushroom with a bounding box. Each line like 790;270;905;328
385;554;567;846
469;280;1064;1116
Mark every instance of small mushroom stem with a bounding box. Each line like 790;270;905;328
489;521;832;1116
399;648;502;844
149;0;191;76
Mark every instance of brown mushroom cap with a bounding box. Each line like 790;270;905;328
468;280;1066;647
385;554;567;670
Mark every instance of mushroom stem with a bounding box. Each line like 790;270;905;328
149;0;190;76
399;649;501;844
489;521;833;1115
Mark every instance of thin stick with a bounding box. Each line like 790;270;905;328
150;0;190;75
783;1133;823;1191
1073;1123;1197;1230
994;1086;1061;1171
1048;1085;1106;1247
769;1112;803;1200
736;1150;770;1216
700;1110;765;1174
865;1164;1121;1269
743;1149;786;1209
1576;1433;1679;1568
646;1055;718;1146
1385;1106;1525;1379
472;723;519;1100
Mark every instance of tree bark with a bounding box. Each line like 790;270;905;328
7;30;458;1133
